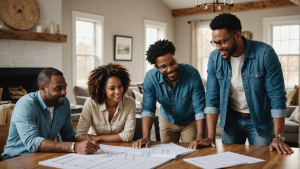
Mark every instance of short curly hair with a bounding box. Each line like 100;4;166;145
210;13;242;33
87;63;131;104
146;39;176;65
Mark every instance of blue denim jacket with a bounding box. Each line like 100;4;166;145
2;91;75;159
205;37;288;136
142;63;206;125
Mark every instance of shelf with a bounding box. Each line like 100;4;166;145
0;29;67;43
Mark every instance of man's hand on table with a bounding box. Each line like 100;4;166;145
74;140;100;154
132;138;151;149
188;138;216;149
269;138;294;154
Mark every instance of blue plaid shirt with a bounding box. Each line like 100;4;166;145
2;91;75;160
142;63;206;125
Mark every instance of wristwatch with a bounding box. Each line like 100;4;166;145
273;134;285;142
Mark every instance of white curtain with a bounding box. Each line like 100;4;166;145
191;21;202;71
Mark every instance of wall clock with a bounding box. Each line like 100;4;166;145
0;0;40;30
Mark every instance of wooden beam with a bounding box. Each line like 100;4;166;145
0;29;67;43
290;0;300;5
172;0;297;17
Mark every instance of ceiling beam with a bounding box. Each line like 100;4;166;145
290;0;300;5
172;0;297;17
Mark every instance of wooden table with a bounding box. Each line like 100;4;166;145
1;141;299;169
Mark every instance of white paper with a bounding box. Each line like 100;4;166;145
39;143;196;169
184;151;264;169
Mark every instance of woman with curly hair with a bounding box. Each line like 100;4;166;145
75;63;136;142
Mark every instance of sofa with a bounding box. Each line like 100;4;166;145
285;106;299;144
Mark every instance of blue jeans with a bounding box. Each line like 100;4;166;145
222;108;273;146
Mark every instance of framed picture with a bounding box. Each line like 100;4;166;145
114;35;133;61
241;31;251;40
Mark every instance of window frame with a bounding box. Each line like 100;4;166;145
72;11;104;87
263;15;300;87
143;19;167;76
198;20;213;79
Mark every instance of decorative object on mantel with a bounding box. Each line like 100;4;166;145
0;29;67;43
36;25;43;33
49;21;55;34
114;35;133;61
56;24;62;34
241;31;251;40
43;27;47;33
196;0;234;12
0;0;40;30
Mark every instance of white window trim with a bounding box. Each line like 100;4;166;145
263;15;300;87
143;19;167;76
72;11;104;87
263;15;299;44
199;20;212;78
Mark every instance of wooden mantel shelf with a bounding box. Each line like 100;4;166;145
0;29;67;43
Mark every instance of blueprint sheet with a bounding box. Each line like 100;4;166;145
184;151;265;169
38;143;196;169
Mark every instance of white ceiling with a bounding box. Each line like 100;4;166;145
162;0;264;9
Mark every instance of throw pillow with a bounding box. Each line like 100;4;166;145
135;101;142;112
132;90;143;105
291;85;299;105
290;106;299;123
286;89;296;106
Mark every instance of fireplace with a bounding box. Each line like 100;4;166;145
0;68;45;103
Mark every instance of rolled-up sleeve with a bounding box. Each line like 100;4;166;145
58;99;75;141
205;55;221;115
141;74;157;119
264;49;288;118
75;99;93;138
14;103;45;153
192;71;206;120
119;101;136;142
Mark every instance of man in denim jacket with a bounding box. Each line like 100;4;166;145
2;68;100;160
189;13;293;154
132;40;206;148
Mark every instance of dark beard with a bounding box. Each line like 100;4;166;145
220;38;238;60
163;70;178;82
47;92;63;106
225;38;238;60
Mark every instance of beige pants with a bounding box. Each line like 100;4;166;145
158;114;197;143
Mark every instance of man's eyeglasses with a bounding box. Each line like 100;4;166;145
210;31;237;47
155;58;177;72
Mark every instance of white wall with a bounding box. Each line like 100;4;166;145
62;0;175;103
0;0;62;70
174;6;300;64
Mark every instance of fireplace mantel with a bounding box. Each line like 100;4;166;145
0;29;67;43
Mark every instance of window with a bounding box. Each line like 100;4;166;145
199;21;214;79
144;19;167;75
272;24;299;87
263;15;299;87
72;11;104;86
76;21;95;86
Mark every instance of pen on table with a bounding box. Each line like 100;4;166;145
83;131;103;152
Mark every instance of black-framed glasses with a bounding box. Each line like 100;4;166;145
210;31;237;47
155;58;177;72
